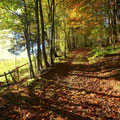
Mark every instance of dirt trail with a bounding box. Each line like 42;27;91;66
0;49;120;120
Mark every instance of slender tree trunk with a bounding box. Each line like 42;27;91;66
31;40;37;73
108;0;111;45
47;0;52;60
23;0;35;78
116;0;120;41
30;25;37;73
25;33;35;78
64;7;67;58
71;28;75;50
34;0;42;72
47;0;55;65
67;28;71;51
113;2;117;44
29;24;36;75
39;0;49;69
50;0;55;65
108;16;112;45
107;0;114;45
64;35;67;58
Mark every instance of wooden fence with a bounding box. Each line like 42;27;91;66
0;62;29;87
0;52;63;87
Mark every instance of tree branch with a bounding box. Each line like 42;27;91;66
1;1;24;25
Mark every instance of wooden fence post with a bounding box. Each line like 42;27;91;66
9;71;16;84
4;72;9;86
0;62;30;87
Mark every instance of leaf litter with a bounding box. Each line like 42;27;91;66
0;49;120;120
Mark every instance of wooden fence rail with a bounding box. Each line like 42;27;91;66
0;69;15;77
0;62;29;87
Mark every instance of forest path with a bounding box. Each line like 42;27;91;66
0;49;120;120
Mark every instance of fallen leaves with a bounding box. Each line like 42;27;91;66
0;49;120;120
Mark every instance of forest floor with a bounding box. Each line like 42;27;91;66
0;49;120;120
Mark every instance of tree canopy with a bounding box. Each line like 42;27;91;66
0;0;120;76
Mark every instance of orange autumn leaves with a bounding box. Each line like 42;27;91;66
65;0;115;33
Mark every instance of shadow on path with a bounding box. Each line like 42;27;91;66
0;49;120;120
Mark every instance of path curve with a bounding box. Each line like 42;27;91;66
0;49;120;120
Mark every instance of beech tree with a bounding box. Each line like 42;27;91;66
34;0;42;72
22;0;35;78
116;0;120;41
65;0;120;47
39;0;49;68
47;0;55;65
1;0;119;79
0;0;36;78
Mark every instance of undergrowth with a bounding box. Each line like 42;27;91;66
88;45;120;63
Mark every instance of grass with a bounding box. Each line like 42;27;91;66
0;51;65;83
0;58;28;75
20;78;35;87
88;45;120;63
0;58;29;82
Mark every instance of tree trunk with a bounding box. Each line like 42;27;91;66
108;0;114;45
116;0;120;41
64;4;67;58
39;0;49;69
113;2;117;44
24;30;35;78
67;28;71;51
23;0;35;78
31;41;37;73
50;0;55;65
47;0;55;66
34;0;42;72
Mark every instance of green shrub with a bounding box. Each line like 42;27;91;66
88;45;120;63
